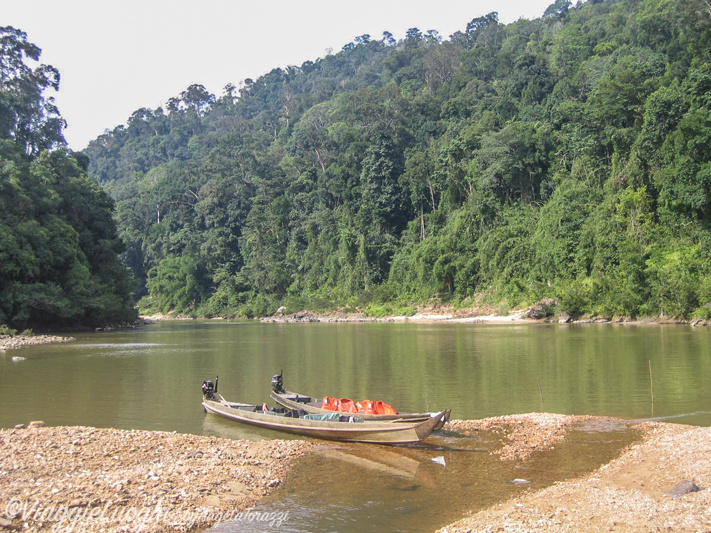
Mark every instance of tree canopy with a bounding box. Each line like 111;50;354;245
84;0;711;320
0;26;135;330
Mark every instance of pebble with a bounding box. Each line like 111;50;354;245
666;479;701;498
0;425;312;532
437;421;711;533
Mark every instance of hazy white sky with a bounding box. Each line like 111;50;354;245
5;0;554;149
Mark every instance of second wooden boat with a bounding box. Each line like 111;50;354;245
269;372;451;429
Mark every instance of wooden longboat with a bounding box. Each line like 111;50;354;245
202;395;449;445
270;388;450;430
268;372;450;429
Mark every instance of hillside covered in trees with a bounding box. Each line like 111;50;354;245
0;26;136;330
85;0;711;320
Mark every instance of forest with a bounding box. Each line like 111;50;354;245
83;0;711;320
0;26;135;330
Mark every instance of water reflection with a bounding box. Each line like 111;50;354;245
2;321;711;429
209;424;639;533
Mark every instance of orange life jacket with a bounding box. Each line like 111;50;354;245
356;399;373;414
325;396;397;415
356;399;397;415
371;400;397;415
337;398;359;413
322;396;340;411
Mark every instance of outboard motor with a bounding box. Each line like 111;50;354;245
202;379;216;400
271;371;285;394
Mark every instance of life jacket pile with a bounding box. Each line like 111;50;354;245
322;396;397;415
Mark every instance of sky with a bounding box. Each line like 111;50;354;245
5;0;554;150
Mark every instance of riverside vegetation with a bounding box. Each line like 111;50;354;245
0;27;136;331
3;0;711;331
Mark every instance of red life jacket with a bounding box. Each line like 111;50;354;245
322;396;340;411
356;399;397;415
337;398;359;413
371;400;397;415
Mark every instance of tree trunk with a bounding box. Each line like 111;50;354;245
315;148;326;172
420;204;426;240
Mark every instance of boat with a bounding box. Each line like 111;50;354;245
201;379;449;445
268;372;450;429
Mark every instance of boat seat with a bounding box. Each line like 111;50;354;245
285;409;308;418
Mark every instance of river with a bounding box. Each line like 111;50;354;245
1;320;709;531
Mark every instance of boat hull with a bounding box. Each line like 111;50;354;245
203;398;449;445
270;390;450;430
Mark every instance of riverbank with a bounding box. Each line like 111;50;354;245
0;318;155;352
0;334;75;352
2;416;709;532
0;424;311;532
258;309;532;324
257;307;710;326
439;417;711;532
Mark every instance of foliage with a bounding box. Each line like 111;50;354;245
364;303;417;318
0;27;135;330
83;0;711;320
0;325;17;336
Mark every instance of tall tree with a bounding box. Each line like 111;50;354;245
0;27;135;329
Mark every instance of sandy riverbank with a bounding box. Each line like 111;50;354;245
0;424;311;532
439;417;711;533
258;309;709;326
2;415;709;532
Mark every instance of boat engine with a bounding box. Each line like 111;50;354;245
271;372;285;394
202;380;215;400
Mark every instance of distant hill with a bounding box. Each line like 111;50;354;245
84;0;711;320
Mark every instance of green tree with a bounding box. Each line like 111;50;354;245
0;27;134;329
0;26;65;154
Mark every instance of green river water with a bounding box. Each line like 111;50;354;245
1;320;709;531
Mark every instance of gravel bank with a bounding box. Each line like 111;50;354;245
2;415;708;533
0;335;74;352
439;419;711;532
0;425;311;532
449;412;629;461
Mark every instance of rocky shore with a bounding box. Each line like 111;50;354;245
259;309;534;324
0;335;74;352
448;412;625;461
2;415;709;532
259;309;711;326
439;417;711;533
0;318;155;352
0;425;311;532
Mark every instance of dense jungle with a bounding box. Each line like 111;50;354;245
3;0;711;329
